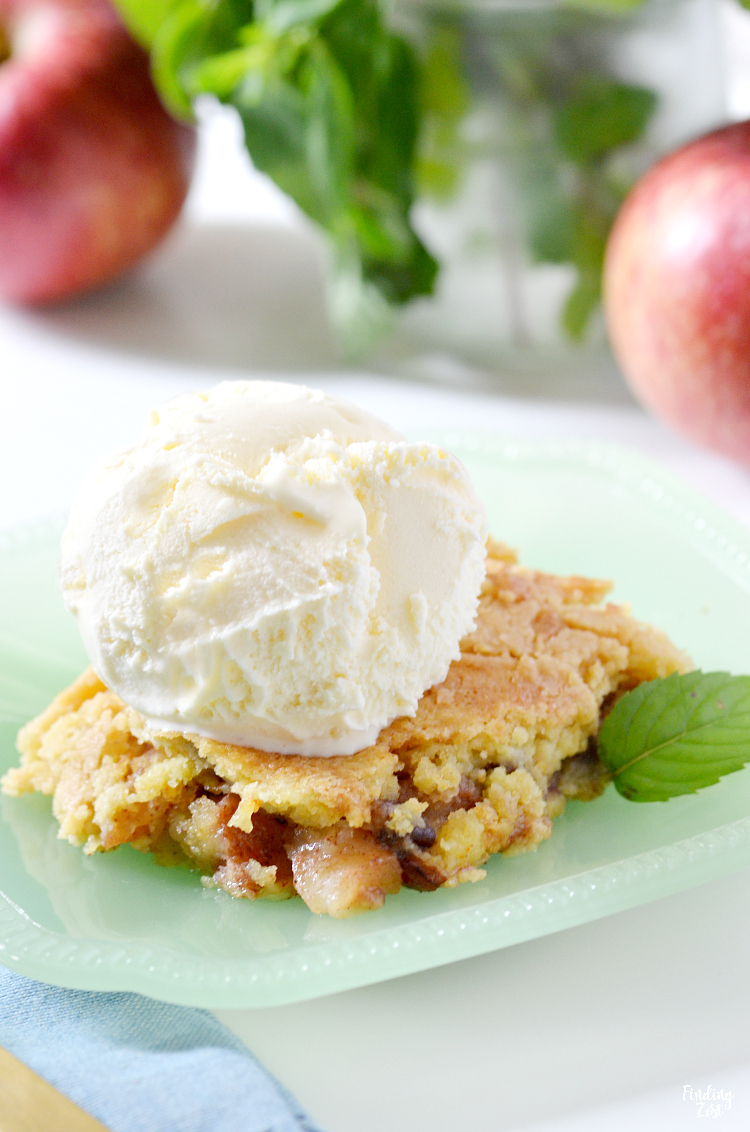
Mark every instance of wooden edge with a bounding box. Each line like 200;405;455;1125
0;1045;109;1132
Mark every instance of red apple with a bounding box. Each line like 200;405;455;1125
0;0;196;304
604;120;750;466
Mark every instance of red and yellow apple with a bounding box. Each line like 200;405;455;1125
0;0;196;304
604;120;750;466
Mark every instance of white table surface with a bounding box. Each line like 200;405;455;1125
2;108;750;1132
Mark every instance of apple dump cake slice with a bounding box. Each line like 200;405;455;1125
3;541;690;918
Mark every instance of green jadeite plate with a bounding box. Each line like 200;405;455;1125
2;435;750;1009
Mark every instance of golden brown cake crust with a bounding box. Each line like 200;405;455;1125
3;543;691;916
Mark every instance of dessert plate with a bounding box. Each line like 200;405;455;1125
2;435;750;1009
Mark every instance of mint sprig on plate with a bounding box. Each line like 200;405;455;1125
599;672;750;803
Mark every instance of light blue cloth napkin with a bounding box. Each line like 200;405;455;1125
0;967;324;1132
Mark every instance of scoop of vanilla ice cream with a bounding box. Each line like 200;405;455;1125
61;381;487;756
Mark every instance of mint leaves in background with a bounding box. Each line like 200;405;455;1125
599;672;750;803
554;78;656;164
412;6;659;342
551;75;657;338
112;0;671;343
113;0;662;341
115;0;437;310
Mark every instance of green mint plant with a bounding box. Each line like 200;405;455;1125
413;4;658;342
115;0;733;347
553;76;657;338
115;0;437;309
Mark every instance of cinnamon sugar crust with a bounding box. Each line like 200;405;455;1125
2;542;691;917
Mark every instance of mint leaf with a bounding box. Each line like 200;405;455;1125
599;672;750;803
554;78;657;164
114;0;184;47
258;0;345;35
